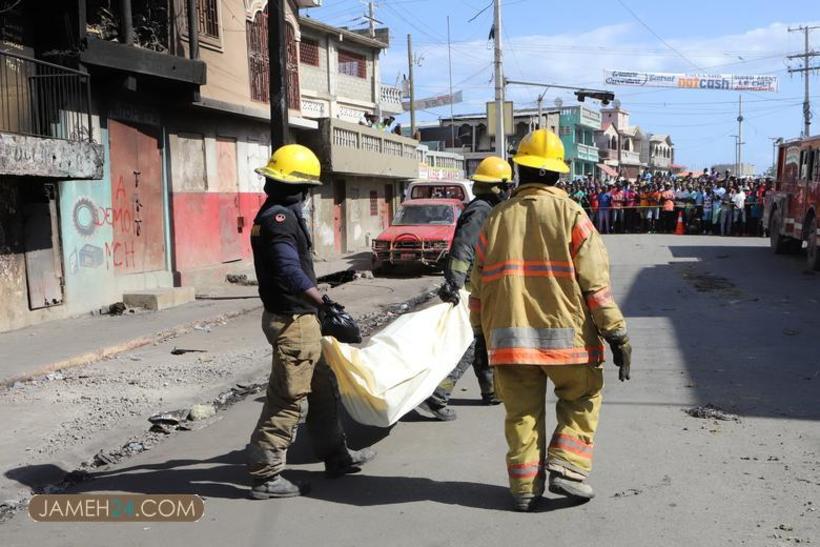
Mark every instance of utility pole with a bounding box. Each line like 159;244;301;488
788;25;820;137
407;33;416;137
730;135;739;177
493;0;505;158
447;16;456;149
367;1;376;38
268;0;288;148
737;95;744;177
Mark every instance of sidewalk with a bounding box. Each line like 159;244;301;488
0;252;373;386
0;287;262;387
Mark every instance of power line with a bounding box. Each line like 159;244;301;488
615;0;702;71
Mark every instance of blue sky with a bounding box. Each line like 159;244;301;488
307;0;820;173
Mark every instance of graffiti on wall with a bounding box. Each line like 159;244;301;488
68;175;145;272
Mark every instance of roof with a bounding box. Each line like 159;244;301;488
299;17;389;49
650;134;672;143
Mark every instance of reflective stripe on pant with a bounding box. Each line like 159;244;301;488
248;312;348;479
427;335;494;408
494;364;603;496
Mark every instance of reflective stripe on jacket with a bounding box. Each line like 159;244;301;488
469;184;626;366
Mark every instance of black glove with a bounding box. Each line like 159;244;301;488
319;296;362;343
606;335;632;382
438;281;461;305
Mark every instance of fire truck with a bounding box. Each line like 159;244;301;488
764;135;820;270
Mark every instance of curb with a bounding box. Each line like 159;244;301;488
1;304;261;388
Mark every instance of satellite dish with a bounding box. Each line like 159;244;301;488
613;98;621;109
554;97;563;108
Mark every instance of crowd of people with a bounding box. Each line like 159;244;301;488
561;171;772;237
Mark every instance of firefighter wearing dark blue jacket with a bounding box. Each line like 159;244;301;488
416;156;513;421
247;144;374;499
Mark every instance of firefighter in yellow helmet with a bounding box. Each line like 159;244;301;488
247;144;375;499
417;156;513;420
469;129;632;512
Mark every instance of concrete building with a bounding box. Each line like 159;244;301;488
710;163;757;178
558;105;601;180
292;17;416;257
641;134;675;176
418;109;560;177
0;0;414;332
597;105;645;181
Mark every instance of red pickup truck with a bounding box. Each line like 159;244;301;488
371;198;464;272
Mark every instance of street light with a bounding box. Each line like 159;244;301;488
769;137;784;176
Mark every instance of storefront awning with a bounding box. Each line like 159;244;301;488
597;163;618;178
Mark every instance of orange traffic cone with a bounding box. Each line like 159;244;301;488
674;212;686;235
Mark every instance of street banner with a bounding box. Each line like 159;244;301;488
402;90;463;111
604;70;778;92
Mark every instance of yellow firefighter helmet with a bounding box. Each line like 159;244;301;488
255;144;322;186
512;129;570;174
471;156;513;183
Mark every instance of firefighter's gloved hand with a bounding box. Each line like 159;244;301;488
438;281;461;306
606;335;632;382
320;295;362;343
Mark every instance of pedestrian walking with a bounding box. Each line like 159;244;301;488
247;144;375;499
469;129;632;512
419;156;512;421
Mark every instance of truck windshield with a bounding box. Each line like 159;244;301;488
393;205;454;225
410;185;465;201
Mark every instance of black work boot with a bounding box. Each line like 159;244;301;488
250;475;310;499
512;493;539;512
481;392;502;405
325;447;377;478
548;472;595;500
415;400;457;421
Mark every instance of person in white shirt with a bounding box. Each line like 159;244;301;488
732;187;747;232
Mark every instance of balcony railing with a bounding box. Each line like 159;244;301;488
0;50;93;142
323;118;419;179
380;84;403;105
621;149;641;165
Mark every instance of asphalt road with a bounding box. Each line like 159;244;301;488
3;234;819;547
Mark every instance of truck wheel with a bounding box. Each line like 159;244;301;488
770;210;790;254
807;216;820;271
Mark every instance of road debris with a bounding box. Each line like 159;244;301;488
189;404;216;421
170;347;208;355
612;488;643;498
685;404;741;422
226;273;257;286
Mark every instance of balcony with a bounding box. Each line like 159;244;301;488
0;50;103;179
380;84;404;115
651;155;672;168
598;148;618;161
312;118;418;179
576;143;599;162
621;149;641;165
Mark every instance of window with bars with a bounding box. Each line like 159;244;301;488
246;10;269;102
197;0;219;38
300;39;320;67
181;0;220;39
370;191;379;216
338;50;366;79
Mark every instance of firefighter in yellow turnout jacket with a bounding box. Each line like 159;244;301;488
469;129;632;512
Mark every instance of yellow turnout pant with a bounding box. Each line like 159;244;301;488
494;364;603;496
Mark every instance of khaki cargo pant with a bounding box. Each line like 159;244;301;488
494;364;603;496
247;311;348;480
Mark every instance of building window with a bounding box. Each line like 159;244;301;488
246;9;269;102
338;50;366;79
370;191;378;216
300;39;320;66
197;0;220;38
